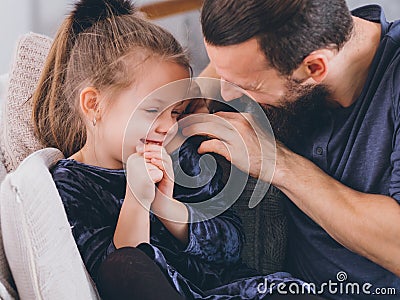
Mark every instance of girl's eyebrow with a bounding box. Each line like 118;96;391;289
147;98;185;106
144;98;163;104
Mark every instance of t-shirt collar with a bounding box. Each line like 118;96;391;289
351;5;390;41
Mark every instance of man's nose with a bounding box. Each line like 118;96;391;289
220;79;244;101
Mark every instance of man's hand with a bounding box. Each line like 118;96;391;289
181;111;277;184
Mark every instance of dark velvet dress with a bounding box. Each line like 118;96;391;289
50;136;306;299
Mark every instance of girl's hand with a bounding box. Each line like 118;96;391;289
126;153;162;209
136;144;174;200
138;144;189;238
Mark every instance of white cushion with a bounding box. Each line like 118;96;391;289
0;109;6;185
0;188;17;300
0;148;100;299
0;77;17;300
0;157;6;186
0;232;17;300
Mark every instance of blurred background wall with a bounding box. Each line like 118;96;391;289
0;0;399;75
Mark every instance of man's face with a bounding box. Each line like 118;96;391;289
205;38;331;145
206;38;292;106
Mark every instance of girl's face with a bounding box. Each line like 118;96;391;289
93;59;190;169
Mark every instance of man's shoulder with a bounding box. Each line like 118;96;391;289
386;20;400;45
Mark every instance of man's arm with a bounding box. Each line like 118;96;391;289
274;146;400;276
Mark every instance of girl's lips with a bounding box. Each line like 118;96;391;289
140;138;163;146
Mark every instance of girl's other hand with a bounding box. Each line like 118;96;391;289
126;153;161;208
138;144;189;226
137;144;174;199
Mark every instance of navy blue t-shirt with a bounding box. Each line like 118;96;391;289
286;5;400;299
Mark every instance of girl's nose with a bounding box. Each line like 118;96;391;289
153;112;175;135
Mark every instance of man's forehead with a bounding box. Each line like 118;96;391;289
206;39;269;77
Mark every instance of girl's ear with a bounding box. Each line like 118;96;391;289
79;87;101;124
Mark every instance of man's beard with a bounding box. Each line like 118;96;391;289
260;82;333;148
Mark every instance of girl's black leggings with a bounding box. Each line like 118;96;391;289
97;246;183;300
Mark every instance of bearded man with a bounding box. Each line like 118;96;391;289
182;1;400;299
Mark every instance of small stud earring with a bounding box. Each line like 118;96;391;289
92;118;97;127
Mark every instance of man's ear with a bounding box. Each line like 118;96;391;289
79;87;101;124
301;49;334;83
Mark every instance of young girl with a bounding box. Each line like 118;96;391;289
32;0;312;299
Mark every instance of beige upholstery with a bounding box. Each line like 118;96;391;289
0;32;51;173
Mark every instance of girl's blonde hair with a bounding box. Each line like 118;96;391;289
32;0;191;157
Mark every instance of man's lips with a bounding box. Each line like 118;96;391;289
140;138;163;146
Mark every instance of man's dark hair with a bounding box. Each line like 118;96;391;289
201;0;354;75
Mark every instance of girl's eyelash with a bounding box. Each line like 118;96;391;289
144;108;183;115
145;108;159;113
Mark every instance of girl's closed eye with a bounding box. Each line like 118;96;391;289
145;108;159;113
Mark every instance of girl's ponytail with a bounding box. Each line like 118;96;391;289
32;16;80;157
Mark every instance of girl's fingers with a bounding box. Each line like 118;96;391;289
147;164;163;183
150;158;165;171
143;151;162;160
143;149;170;163
150;159;174;183
135;145;172;175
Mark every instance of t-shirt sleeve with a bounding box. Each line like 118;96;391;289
389;53;400;202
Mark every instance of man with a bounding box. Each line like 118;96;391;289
182;0;400;299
